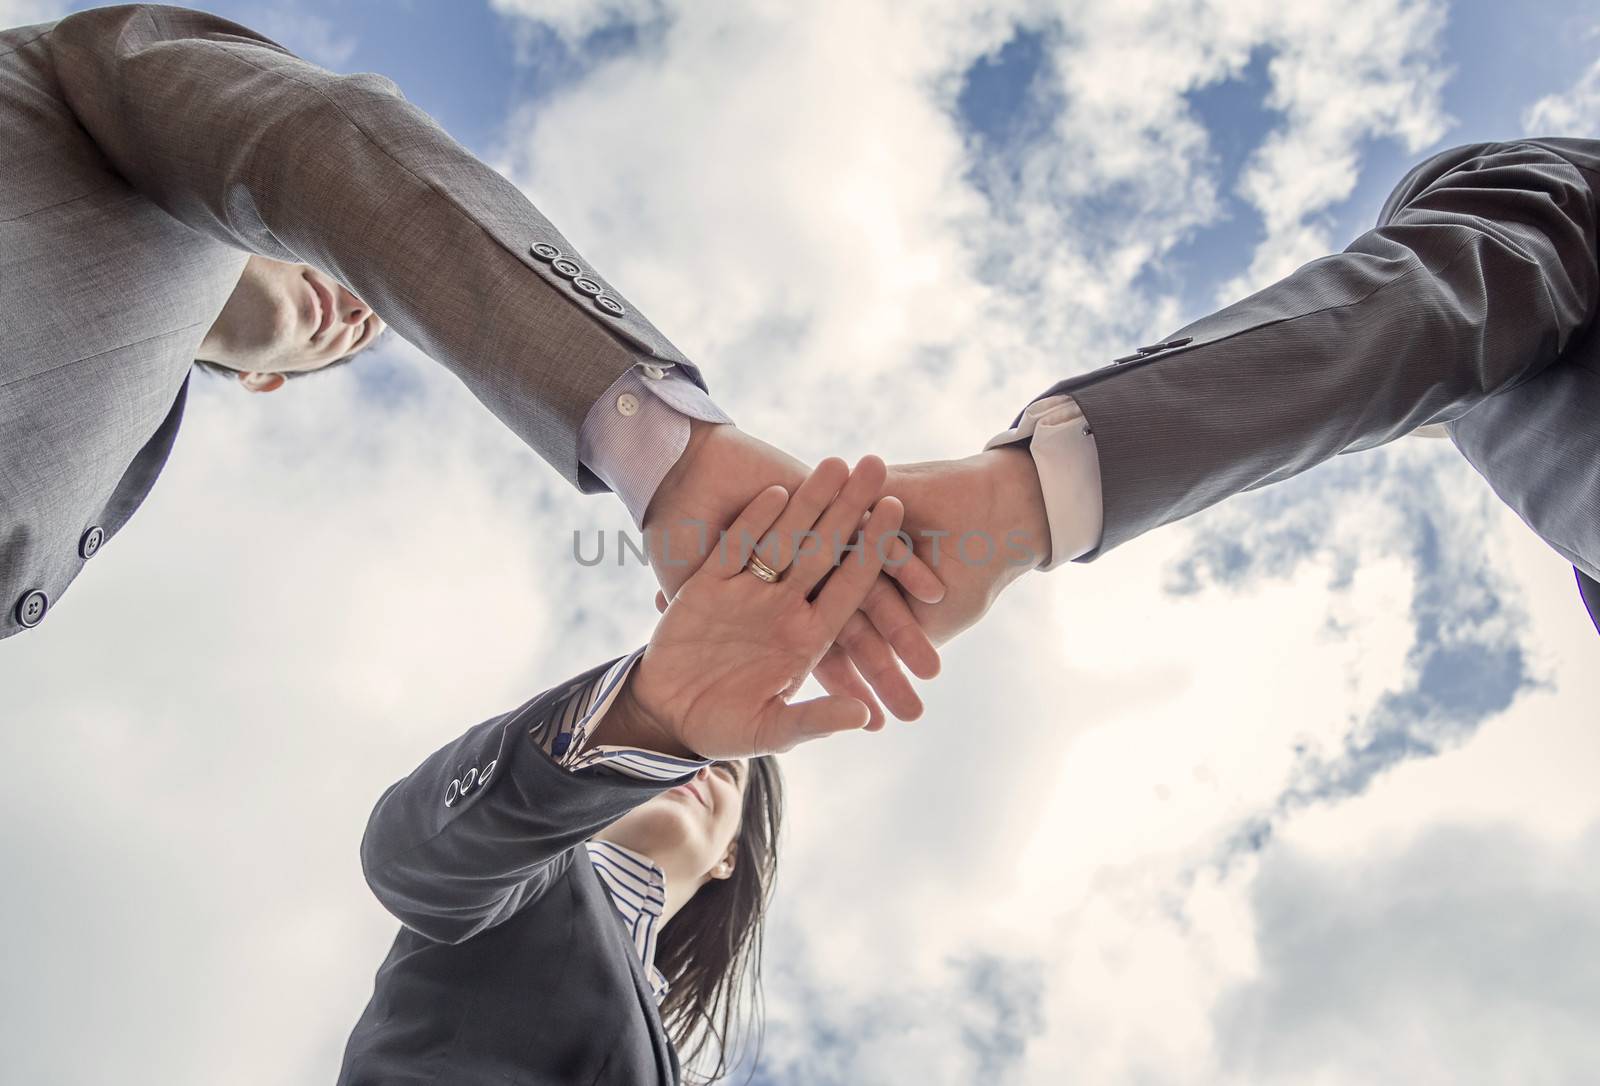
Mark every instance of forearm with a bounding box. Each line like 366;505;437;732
578;369;732;526
1037;140;1599;558
585;666;701;761
360;658;680;944
47;4;701;487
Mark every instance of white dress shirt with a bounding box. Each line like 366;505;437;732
983;395;1454;568
578;364;732;527
984;394;1105;569
577;358;1102;571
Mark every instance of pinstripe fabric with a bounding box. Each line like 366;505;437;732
3;5;710;639
343;657;689;1084
530;653;711;1002
1024;139;1599;588
529;646;711;782
586;840;671;1001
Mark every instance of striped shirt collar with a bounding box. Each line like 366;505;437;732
585;839;671;1002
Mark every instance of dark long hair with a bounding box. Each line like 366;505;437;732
655;755;784;1083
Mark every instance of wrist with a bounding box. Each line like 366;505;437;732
588;668;701;761
641;418;727;529
980;445;1051;571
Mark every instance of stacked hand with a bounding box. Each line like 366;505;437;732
642;423;944;726
637;424;1055;750
881;446;1052;647
602;456;908;759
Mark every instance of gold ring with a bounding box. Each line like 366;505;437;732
746;554;782;583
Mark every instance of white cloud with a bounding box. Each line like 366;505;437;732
1523;48;1600;137
0;352;665;1082
0;0;66;28
1213;822;1600;1085
6;0;1597;1082
490;0;665;47
236;3;359;68
1216;0;1453;299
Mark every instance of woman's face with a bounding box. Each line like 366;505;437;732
601;760;748;883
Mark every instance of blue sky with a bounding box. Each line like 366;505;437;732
58;0;1596;307
7;1;1600;1083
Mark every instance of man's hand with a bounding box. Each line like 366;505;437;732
602;457;909;758
882;446;1051;647
643;422;944;727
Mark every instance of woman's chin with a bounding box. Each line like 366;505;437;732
606;798;698;854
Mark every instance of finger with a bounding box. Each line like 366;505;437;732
813;495;902;635
813;646;887;732
744;457;849;576
834;608;924;722
654;591;669;615
756;695;871;753
787;455;887;597
705;484;789;581
861;575;941;680
862;511;945;604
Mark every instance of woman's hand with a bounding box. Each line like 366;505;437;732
641;423;942;728
606;455;908;760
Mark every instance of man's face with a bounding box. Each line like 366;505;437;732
197;255;387;391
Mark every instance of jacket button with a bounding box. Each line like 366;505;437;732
551;258;582;279
480;759;497;785
1111;352;1142;364
1163;337;1193;348
530;242;561;262
444;779;461;808
15;590;48;628
572;276;603;297
460;766;479;795
79;526;104;559
594;295;626;317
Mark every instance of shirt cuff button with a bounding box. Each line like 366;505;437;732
616;392;641;417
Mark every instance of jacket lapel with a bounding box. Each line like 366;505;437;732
1577;568;1600;637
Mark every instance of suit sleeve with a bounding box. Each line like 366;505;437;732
1034;138;1600;560
358;656;688;946
1445;357;1600;581
44;3;706;491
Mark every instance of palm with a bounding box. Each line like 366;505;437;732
642;424;943;725
635;583;839;757
624;456;909;760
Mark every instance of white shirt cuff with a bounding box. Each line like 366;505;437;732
578;364;733;527
984;394;1104;569
536;648;710;782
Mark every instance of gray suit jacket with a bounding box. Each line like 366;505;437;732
1;3;704;639
341;656;683;1085
1040;139;1599;606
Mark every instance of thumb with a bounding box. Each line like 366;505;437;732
757;695;871;752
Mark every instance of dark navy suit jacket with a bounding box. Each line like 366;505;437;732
338;657;683;1086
